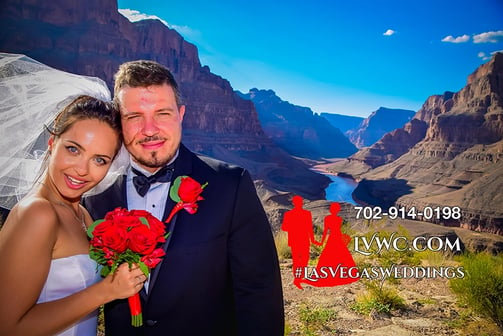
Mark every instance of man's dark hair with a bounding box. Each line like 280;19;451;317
114;60;182;105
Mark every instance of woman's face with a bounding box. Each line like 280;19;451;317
47;118;119;201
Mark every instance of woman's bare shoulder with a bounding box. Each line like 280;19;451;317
0;196;59;266
4;196;59;234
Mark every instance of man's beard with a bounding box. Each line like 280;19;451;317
133;151;171;169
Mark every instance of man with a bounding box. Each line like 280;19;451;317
281;195;316;289
83;60;284;335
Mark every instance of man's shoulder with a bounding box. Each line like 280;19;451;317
82;174;125;214
196;153;244;174
181;144;246;178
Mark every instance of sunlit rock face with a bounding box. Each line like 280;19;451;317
330;53;503;235
0;0;330;199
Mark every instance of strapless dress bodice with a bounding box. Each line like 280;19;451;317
38;254;101;336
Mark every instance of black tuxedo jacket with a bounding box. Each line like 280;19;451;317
83;144;284;336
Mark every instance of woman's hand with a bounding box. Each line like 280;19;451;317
104;263;147;300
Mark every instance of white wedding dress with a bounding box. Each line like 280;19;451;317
37;254;101;336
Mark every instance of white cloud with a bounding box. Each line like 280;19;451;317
383;29;396;36
118;8;168;27
442;31;503;44
477;50;503;61
478;51;489;61
441;34;470;43
118;8;201;43
170;25;200;40
473;30;503;43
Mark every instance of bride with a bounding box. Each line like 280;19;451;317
0;94;146;335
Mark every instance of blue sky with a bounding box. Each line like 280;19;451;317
117;0;503;117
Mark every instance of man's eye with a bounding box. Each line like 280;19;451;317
124;114;141;121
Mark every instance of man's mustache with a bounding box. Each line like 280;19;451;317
136;136;167;145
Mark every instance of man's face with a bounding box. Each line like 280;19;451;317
117;84;185;173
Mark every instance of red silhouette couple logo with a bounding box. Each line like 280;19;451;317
281;196;359;289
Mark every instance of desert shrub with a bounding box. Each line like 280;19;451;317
450;253;503;328
414;248;450;267
351;280;406;315
298;304;336;336
283;321;292;336
274;231;291;261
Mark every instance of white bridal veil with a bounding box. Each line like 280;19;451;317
0;53;128;209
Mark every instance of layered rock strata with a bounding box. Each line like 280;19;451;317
331;53;503;234
0;0;330;199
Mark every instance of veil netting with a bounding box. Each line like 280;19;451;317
0;52;129;210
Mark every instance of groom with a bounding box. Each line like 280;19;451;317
281;195;317;289
83;60;284;335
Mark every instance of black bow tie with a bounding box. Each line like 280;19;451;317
132;165;174;197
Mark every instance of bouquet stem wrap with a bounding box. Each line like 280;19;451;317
128;293;143;327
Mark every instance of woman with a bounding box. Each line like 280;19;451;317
0;95;146;335
304;202;359;287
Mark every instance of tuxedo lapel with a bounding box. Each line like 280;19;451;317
146;144;194;295
83;175;128;220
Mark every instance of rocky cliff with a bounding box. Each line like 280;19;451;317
320;113;364;133
0;0;330;199
345;107;415;148
331;53;503;234
238;89;358;159
335;92;453;169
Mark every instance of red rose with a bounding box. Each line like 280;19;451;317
91;218;115;237
128;209;151;218
104;207;130;221
178;176;205;203
127;223;159;255
95;222;128;253
165;176;207;223
141;248;166;268
117;215;142;230
104;208;142;230
129;210;166;238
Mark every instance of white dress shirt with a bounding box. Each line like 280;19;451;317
125;151;178;293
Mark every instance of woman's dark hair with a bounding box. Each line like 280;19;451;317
49;95;121;139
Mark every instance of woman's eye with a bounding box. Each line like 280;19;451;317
66;146;78;154
94;157;108;165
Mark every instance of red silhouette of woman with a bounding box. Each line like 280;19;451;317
303;202;359;287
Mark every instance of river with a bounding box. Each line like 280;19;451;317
324;174;358;205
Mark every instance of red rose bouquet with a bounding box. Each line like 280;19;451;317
87;208;168;327
87;175;207;327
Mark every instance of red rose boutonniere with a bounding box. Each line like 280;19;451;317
87;208;168;327
165;176;208;223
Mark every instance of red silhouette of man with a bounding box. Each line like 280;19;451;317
281;195;316;289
